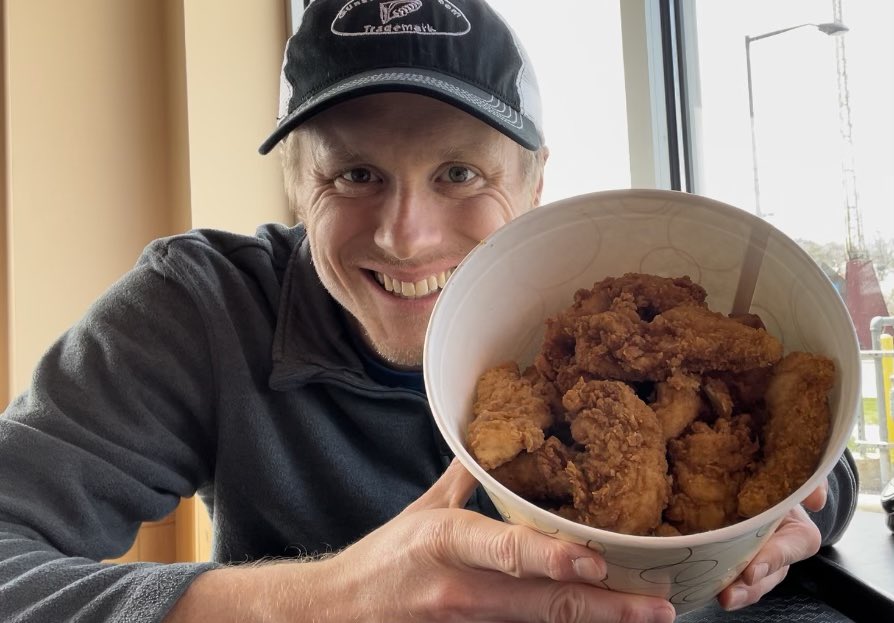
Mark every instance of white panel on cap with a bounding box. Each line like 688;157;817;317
276;43;294;122
490;7;543;138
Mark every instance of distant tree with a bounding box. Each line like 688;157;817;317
867;235;894;282
796;237;893;320
796;239;848;276
797;236;893;282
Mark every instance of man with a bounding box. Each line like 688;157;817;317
0;1;856;622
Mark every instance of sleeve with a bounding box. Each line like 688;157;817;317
0;244;223;623
809;448;860;548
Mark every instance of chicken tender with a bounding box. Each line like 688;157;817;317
650;372;703;441
570;301;784;385
489;436;572;505
468;362;553;470
666;416;758;534
536;273;707;384
651;305;784;374
738;352;834;517
562;379;670;535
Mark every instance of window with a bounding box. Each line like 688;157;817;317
679;0;894;499
487;1;632;202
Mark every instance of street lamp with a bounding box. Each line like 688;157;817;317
745;21;849;218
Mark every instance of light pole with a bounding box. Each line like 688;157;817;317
745;21;848;218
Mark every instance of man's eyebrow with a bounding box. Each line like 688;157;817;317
441;141;501;162
309;135;364;163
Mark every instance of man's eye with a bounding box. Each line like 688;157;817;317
441;165;478;183
339;168;378;183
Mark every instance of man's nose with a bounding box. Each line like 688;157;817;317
374;186;443;260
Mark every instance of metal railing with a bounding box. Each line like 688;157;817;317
851;316;894;492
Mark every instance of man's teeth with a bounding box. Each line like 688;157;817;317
374;269;455;299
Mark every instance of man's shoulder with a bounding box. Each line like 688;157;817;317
141;223;306;274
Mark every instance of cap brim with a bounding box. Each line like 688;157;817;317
258;68;542;155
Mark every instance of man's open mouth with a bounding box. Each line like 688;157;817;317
373;268;455;299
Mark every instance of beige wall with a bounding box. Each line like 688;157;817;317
0;6;8;407
183;0;290;232
3;0;290;397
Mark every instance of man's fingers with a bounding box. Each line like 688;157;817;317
405;462;611;585
440;572;675;623
403;459;479;513
719;565;789;611
742;506;821;582
802;482;828;512
718;504;820;611
428;512;609;585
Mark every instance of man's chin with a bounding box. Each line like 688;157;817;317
370;342;424;370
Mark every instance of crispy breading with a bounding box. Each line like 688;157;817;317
666;416;758;534
575;304;784;382
467;362;553;470
562;379;670;535
489;436;573;504
536;273;707;384
738;352;834;517
651;372;704;441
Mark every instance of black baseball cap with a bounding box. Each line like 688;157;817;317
258;0;543;154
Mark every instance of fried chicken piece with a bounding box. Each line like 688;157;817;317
650;372;703;441
595;273;708;320
562;379;670;535
575;303;784;382
710;366;773;416
534;283;615;383
489;436;573;505
535;273;707;384
468;362;553;470
654;306;784;373
665;416;758;534
522;365;564;419
570;295;646;381
738;352;835;517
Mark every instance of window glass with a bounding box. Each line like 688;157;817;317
489;1;631;203
685;0;894;497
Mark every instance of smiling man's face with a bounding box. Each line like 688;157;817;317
285;92;546;368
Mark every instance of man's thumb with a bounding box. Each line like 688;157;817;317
403;458;479;513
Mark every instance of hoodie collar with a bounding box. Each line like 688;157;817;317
268;228;370;390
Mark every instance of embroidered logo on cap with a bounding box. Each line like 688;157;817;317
332;0;471;36
380;0;422;24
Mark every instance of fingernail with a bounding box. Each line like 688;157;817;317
725;588;748;611
652;603;676;622
572;556;605;582
747;562;769;584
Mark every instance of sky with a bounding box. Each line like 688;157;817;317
490;0;892;248
693;0;893;246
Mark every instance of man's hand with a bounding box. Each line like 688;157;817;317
165;459;677;622
716;483;826;611
321;458;676;622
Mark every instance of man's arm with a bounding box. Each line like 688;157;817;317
164;460;677;623
810;448;860;547
0;249;218;622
